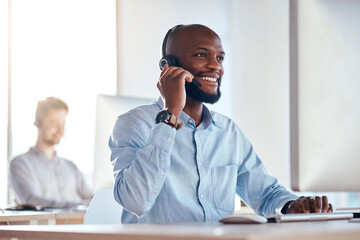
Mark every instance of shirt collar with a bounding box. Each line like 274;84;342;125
29;146;58;162
156;97;221;129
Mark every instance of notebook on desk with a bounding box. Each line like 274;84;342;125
220;212;353;224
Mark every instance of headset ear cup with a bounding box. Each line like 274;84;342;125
159;55;177;70
34;120;40;127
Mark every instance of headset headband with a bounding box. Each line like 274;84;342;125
162;24;184;57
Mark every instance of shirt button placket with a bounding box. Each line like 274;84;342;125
194;130;207;220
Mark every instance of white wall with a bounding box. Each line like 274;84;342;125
232;0;291;187
116;0;291;188
297;0;360;191
10;1;117;176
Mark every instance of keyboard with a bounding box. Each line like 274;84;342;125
220;212;353;224
267;212;353;223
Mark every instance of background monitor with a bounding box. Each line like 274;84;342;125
93;95;154;193
290;0;360;192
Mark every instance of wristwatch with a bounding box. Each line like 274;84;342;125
155;110;183;130
281;200;294;214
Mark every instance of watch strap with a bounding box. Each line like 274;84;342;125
156;110;183;130
166;112;183;130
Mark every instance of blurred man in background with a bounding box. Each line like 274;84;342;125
9;97;93;208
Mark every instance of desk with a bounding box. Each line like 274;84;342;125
0;220;359;240
0;211;55;225
54;212;85;225
0;211;85;225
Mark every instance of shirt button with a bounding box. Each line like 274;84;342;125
160;171;164;175
198;162;202;165
189;119;193;123
200;194;204;198
167;138;172;142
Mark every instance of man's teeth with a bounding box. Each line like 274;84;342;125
200;76;217;82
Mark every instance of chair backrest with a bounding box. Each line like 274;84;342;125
83;188;123;224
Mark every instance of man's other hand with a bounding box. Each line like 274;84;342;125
286;196;333;214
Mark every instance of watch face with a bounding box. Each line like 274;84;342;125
156;110;170;124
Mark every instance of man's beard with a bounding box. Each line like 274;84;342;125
185;81;221;104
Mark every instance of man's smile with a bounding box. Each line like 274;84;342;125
196;74;221;88
199;76;217;82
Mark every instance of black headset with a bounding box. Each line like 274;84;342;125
159;24;184;70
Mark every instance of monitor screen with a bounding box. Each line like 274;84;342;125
93;95;155;193
290;0;360;192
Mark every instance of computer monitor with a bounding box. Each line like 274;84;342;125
93;95;154;193
290;0;360;192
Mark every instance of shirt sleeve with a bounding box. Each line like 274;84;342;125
236;130;298;216
71;162;94;201
109;114;177;217
9;157;80;208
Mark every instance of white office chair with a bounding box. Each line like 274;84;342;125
83;188;123;224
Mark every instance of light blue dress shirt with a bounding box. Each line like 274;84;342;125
109;98;297;223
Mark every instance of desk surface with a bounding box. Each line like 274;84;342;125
0;211;85;225
0;211;55;222
54;211;85;224
0;220;359;240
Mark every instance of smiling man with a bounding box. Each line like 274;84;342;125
10;97;93;208
109;24;332;223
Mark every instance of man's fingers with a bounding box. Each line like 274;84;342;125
171;67;193;81
308;197;316;213
291;196;306;213
302;197;311;213
160;65;179;80
289;196;333;214
157;81;163;94
322;196;329;213
160;64;169;78
314;196;322;213
160;66;193;84
170;69;194;84
183;72;194;83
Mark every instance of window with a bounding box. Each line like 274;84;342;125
8;0;116;203
0;0;9;207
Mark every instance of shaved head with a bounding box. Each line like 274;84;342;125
166;24;220;56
